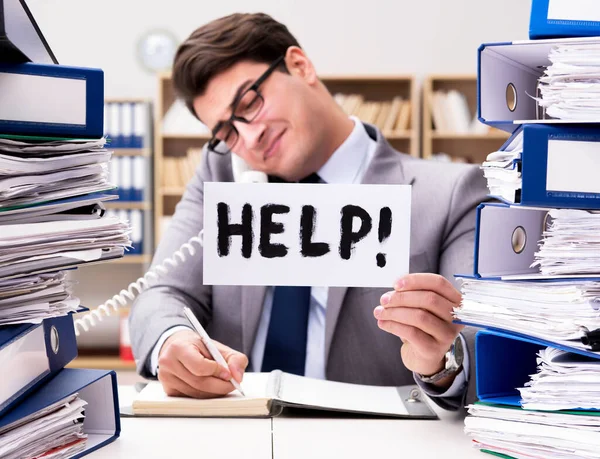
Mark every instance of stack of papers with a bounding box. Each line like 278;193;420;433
519;347;600;411
465;403;600;459
481;130;523;203
0;217;130;279
0;193;116;225
0;273;79;326
533;209;600;276
0;134;131;327
455;278;600;350
538;43;600;121
0;393;87;459
0;136;114;210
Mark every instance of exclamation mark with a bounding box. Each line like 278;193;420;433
377;207;392;268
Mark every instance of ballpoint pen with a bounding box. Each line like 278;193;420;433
183;306;245;396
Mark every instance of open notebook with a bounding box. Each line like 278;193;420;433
131;371;437;419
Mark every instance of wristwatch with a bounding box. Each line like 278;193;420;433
417;335;464;384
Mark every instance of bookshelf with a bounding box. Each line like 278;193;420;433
321;75;419;157
69;97;155;370
422;75;510;163
155;73;420;243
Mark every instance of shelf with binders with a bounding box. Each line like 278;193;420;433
66;99;156;370
422;75;510;163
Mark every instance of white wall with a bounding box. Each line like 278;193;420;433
27;0;531;100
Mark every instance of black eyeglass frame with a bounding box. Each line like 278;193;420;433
207;55;286;154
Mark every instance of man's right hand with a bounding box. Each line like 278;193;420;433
157;329;248;398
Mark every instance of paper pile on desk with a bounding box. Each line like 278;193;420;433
0;217;130;279
0;393;87;459
538;44;600;121
465;403;600;459
0;272;79;326
455;278;600;351
480;130;522;203
519;346;600;411
533;209;600;276
0;136;114;211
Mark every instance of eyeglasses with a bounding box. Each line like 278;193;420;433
207;56;285;154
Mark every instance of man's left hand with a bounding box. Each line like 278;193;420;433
373;273;463;389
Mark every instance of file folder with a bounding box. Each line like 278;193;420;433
530;0;600;39
0;368;120;457
132;102;148;149
0;313;78;417
472;203;546;279
478;36;600;132
121;102;133;148
492;124;600;209
475;328;600;407
132;156;145;202
130;209;143;255
107;102;121;148
119;156;132;201
0;0;57;64
0;62;104;138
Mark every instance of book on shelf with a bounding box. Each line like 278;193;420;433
429;89;489;135
162;148;203;189
333;93;410;135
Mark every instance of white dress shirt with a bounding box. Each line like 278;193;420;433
149;117;467;400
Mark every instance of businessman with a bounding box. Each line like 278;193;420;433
129;13;489;410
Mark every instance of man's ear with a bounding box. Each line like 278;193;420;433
284;46;318;85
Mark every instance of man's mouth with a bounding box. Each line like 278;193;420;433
263;129;286;160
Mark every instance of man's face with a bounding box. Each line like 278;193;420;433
193;57;325;181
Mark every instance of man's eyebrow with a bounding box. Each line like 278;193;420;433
229;79;253;110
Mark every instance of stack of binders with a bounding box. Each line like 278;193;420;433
454;1;600;457
0;0;122;457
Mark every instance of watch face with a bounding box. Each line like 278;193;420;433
453;336;465;368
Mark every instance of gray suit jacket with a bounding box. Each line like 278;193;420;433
129;124;489;410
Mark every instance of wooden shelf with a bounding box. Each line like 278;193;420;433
162;133;210;140
67;356;136;370
111;255;152;264
105;201;151;210
160;187;185;197
111;148;150;157
105;97;153;104
382;131;412;139
422;75;510;162
431;132;510;140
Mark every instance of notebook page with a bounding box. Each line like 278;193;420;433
132;373;274;417
276;372;408;416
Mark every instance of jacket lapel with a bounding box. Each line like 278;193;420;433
324;123;415;362
241;285;267;357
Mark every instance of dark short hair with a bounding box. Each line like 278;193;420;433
172;13;300;118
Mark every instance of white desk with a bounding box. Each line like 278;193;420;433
94;417;273;458
90;388;479;459
272;408;479;459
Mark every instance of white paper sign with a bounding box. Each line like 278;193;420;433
203;183;411;287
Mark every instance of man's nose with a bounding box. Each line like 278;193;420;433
234;120;266;150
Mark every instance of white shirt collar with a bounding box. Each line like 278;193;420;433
316;116;377;185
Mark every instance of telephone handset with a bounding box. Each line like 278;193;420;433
73;155;267;335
